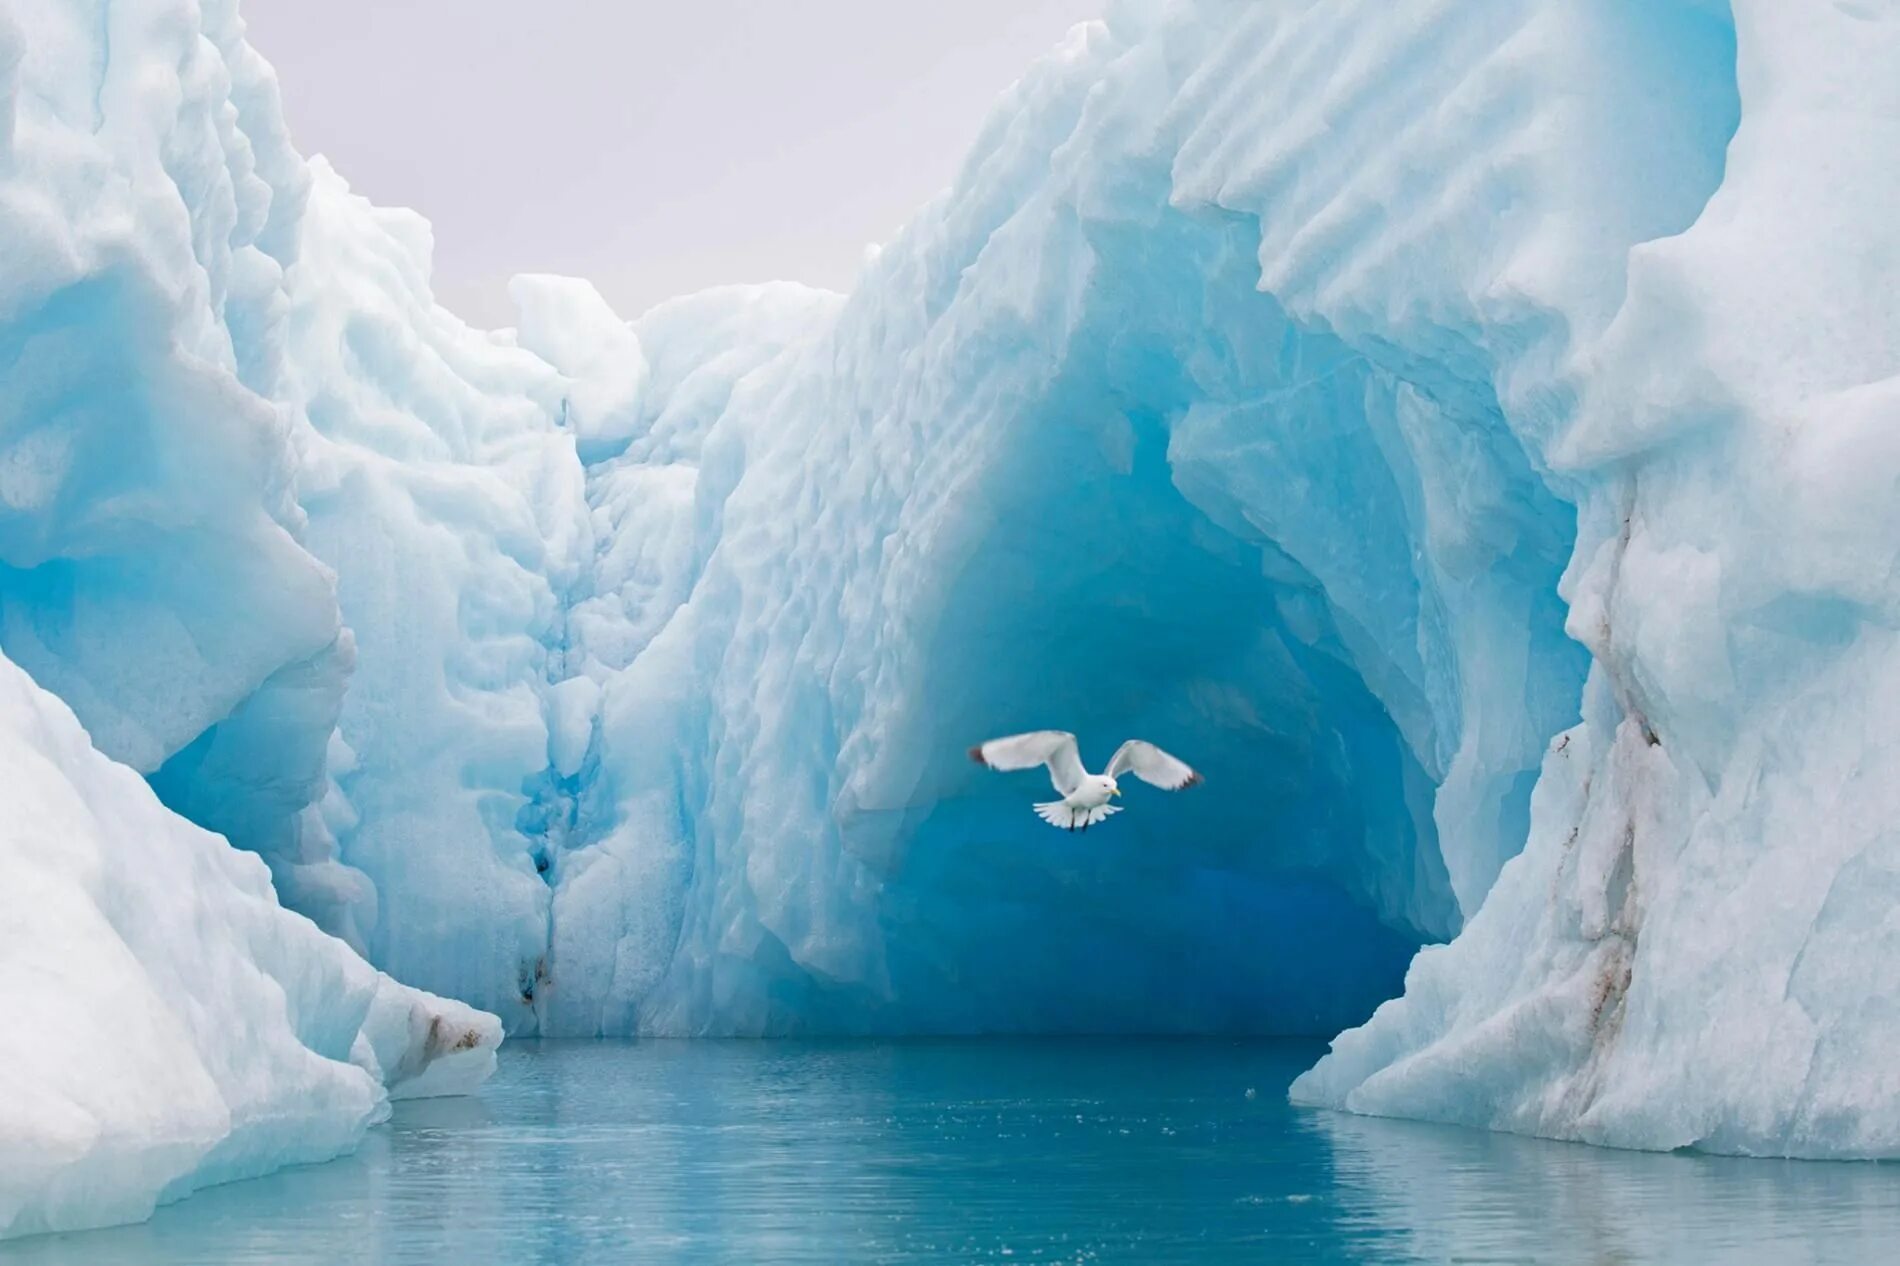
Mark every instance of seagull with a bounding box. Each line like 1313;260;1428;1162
968;730;1202;830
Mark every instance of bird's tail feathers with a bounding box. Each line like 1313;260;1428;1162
1033;801;1122;829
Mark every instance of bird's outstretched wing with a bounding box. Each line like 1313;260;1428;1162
969;730;1086;795
1107;739;1202;790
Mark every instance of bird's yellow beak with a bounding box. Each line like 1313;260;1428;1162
1110;787;1122;797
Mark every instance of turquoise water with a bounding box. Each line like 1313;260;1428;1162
10;1039;1900;1264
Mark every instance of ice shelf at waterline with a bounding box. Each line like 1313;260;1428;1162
1;0;1898;1243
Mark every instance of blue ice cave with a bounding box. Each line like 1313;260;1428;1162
8;0;1900;1240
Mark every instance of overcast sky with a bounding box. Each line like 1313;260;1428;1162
243;1;1101;327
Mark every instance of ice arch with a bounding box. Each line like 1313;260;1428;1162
554;235;1589;1036
538;0;1738;1037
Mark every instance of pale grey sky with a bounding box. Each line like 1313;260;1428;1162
243;1;1102;327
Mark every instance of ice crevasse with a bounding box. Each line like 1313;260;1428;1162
2;0;1900;1237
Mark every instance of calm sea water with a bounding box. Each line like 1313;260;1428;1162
10;1039;1900;1264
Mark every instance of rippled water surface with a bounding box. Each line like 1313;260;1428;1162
11;1039;1900;1264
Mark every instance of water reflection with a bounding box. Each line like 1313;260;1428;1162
1313;1108;1900;1266
6;1040;1897;1264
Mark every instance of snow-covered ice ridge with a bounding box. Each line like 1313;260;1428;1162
1;0;1896;1223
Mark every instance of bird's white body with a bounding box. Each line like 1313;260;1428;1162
1036;773;1122;829
970;731;1201;831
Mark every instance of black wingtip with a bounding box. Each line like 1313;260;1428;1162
968;745;988;766
1183;771;1204;789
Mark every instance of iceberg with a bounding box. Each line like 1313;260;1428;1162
4;0;1900;1239
0;0;357;938
0;645;498;1240
1289;0;1900;1156
0;0;502;1237
1;0;587;1032
535;0;1900;1160
534;0;1695;1037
